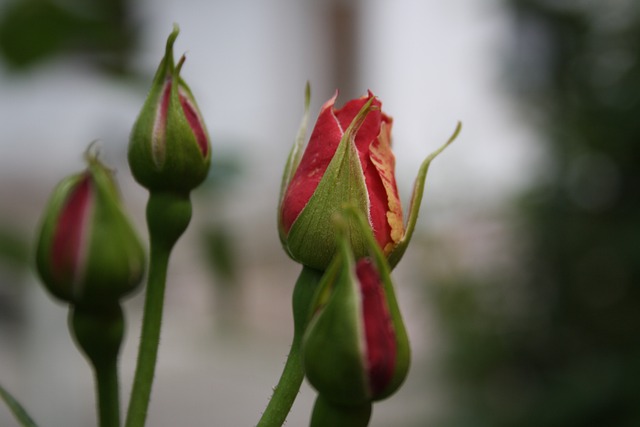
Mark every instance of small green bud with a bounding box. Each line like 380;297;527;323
128;24;211;194
302;209;410;406
35;152;146;308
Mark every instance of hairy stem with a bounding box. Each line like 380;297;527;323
257;266;323;427
95;360;121;427
125;192;191;427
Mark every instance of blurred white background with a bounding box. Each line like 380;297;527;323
0;0;538;425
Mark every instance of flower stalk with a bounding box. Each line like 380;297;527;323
124;192;192;427
256;266;323;427
70;305;125;427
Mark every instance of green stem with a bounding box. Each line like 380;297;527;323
70;305;124;427
125;192;192;427
257;266;323;427
124;244;169;427
95;361;121;427
258;335;303;427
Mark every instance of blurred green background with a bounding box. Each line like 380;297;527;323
430;1;640;426
1;0;639;426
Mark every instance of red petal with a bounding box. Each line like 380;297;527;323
51;174;92;283
369;121;404;253
152;81;172;166
334;93;382;155
179;89;209;157
357;258;397;397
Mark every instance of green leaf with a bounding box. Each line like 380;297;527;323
0;383;39;427
0;227;29;271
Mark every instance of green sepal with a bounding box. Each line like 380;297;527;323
302;235;370;405
388;121;461;269
0;383;39;427
278;82;311;245
128;24;177;174
80;159;146;307
285;98;376;270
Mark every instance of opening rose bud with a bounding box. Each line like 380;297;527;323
35;155;146;308
279;88;460;271
128;24;211;195
279;91;404;270
302;216;410;406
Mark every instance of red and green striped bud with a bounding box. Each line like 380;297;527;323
35;153;145;308
302;208;410;406
279;87;460;271
128;24;211;195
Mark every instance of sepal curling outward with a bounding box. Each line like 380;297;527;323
35;146;146;309
279;86;461;270
128;24;211;195
302;207;411;406
386;121;461;269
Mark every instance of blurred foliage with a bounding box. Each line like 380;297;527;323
197;152;244;287
433;1;640;426
196;152;244;329
0;227;29;272
202;225;238;287
0;0;137;75
0;226;29;323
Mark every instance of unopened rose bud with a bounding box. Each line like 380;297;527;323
35;153;145;308
302;211;410;406
128;24;211;195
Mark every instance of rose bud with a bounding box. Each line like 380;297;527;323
302;209;410;406
128;24;211;195
278;91;399;270
279;89;459;271
35;152;145;308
